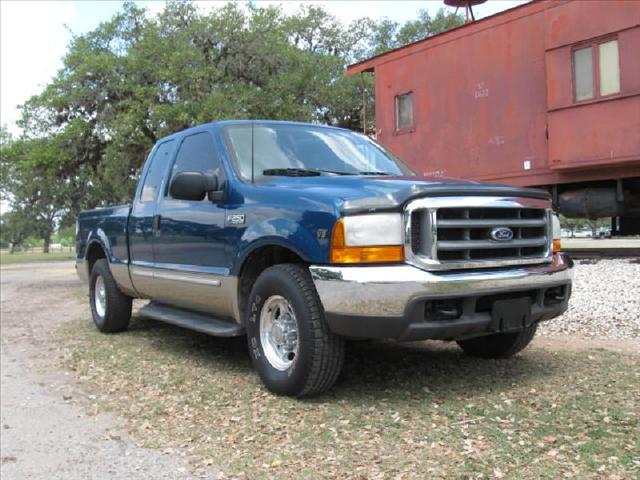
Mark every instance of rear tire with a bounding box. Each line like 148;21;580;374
89;259;132;333
246;264;344;397
457;324;537;359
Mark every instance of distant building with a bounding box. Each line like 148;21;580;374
347;0;640;233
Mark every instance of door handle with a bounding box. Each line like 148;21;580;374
153;214;161;235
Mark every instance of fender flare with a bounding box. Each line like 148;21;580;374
232;236;316;277
84;229;113;263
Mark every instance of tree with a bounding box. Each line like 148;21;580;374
6;1;464;224
1;133;77;252
365;8;464;57
560;215;583;238
0;210;38;253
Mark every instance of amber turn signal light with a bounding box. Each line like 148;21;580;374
553;239;561;253
330;218;404;264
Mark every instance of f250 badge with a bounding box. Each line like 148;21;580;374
227;214;246;225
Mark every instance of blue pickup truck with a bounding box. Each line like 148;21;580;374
76;120;573;397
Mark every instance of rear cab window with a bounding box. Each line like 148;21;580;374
139;140;174;203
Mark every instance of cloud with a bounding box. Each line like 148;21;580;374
0;0;77;134
0;0;527;136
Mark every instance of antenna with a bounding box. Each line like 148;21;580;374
444;0;486;24
251;121;255;184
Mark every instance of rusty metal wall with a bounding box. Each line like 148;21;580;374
347;0;640;187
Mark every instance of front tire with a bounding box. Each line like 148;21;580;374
89;259;132;333
246;264;344;397
457;324;537;359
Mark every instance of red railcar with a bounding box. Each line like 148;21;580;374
347;0;640;232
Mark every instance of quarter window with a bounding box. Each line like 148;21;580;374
395;92;414;131
140;140;174;202
573;38;620;102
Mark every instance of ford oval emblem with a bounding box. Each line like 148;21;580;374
491;227;514;242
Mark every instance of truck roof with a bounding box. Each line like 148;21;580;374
156;120;351;144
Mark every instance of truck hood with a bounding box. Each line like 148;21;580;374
258;175;550;214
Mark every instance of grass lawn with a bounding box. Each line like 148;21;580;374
0;250;75;265
60;316;639;479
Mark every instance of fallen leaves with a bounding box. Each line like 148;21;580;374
57;317;640;479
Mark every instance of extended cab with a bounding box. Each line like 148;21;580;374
76;121;573;397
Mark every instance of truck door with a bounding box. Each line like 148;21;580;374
149;130;234;317
129;139;175;297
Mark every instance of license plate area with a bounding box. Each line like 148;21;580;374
491;297;532;332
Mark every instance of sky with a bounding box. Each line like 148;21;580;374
0;0;527;136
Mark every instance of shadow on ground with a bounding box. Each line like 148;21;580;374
125;314;561;403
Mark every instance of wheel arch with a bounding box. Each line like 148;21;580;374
86;239;108;275
236;242;308;325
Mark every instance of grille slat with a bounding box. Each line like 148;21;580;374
438;237;547;250
437;218;547;228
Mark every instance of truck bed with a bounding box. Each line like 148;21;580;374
77;205;131;263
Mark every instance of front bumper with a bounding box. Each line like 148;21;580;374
309;252;574;341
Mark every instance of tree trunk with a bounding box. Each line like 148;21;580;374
9;243;16;254
43;232;51;254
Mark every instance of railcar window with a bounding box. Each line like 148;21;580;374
599;40;620;96
572;38;620;102
395;93;414;131
573;47;594;101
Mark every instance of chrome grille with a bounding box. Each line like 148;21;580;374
436;207;547;261
405;197;553;271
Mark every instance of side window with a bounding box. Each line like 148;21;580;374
395;92;414;131
169;132;222;199
140;140;174;203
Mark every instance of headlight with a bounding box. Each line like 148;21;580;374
551;213;561;253
330;213;404;264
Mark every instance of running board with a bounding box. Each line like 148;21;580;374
138;302;244;337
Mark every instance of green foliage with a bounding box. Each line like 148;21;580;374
52;225;76;247
3;1;464;235
368;8;464;56
0;210;38;251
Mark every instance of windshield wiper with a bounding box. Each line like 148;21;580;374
263;168;320;177
359;171;392;176
263;168;356;177
315;169;357;175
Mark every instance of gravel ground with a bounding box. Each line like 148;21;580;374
1;262;217;480
539;258;640;339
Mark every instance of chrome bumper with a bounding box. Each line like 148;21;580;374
309;253;573;340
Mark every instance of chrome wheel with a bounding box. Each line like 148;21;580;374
94;275;107;318
259;295;299;371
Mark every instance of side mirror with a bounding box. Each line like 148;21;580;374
169;172;219;202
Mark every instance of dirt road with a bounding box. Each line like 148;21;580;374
0;262;214;479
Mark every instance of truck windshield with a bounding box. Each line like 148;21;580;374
223;123;415;181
